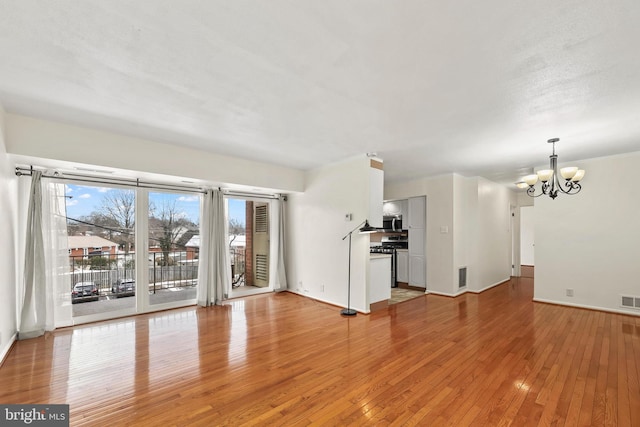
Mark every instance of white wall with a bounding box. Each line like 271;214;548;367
534;151;640;316
387;174;515;296
286;156;375;312
386;174;454;295
453;175;477;294
520;206;535;265
5;113;304;193
0;104;18;362
471;177;514;292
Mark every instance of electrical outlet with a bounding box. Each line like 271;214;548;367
566;288;574;297
345;213;352;221
320;285;324;292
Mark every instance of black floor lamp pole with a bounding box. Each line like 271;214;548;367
341;219;376;317
341;231;356;316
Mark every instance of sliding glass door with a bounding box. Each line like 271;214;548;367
226;196;273;298
64;182;201;324
147;191;200;307
66;184;137;321
57;176;279;323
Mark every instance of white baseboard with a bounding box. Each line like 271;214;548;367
468;277;511;294
0;332;17;366
427;289;465;297
286;290;370;314
426;278;511;298
533;298;640;317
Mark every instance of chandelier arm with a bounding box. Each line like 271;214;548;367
526;186;547;197
541;181;550;195
557;181;582;195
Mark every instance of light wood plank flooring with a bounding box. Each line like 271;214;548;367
1;277;638;426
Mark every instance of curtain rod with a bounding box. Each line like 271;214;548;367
15;166;207;194
15;166;285;199
222;190;282;200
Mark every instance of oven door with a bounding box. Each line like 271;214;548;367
383;217;393;230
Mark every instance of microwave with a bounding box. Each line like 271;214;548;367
382;215;402;231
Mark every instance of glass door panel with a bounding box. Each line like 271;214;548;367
66;184;137;320
227;197;272;298
147;191;200;307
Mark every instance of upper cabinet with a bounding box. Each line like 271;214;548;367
408;196;426;229
408;196;426;288
383;199;408;221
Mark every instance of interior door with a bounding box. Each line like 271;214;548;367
253;203;269;287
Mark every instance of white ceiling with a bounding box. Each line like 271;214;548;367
1;1;640;185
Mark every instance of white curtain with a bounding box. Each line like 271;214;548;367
19;171;47;339
46;180;73;327
18;174;70;339
197;189;230;306
274;195;288;292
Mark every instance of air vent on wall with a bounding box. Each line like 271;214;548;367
621;295;640;310
458;267;467;289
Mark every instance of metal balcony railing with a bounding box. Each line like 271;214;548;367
230;247;246;287
69;250;199;295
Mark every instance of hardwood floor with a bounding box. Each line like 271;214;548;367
521;265;535;278
1;277;639;426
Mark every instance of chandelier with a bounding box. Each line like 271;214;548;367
516;138;585;199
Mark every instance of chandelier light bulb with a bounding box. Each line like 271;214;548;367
536;169;553;182
571;169;585;182
523;174;538;186
560;167;578;180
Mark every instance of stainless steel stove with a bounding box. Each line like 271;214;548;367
370;235;408;287
370;246;396;254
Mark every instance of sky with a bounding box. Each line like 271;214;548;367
65;184;246;227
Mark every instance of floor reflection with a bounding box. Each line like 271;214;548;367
226;299;248;365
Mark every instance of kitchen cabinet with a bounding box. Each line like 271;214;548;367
408;196;426;288
409;256;426;287
383;199;408;221
408;196;426;229
396;249;409;283
369;254;391;310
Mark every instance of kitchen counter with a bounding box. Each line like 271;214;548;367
369;254;391;311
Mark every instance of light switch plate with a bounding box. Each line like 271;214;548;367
440;226;449;233
345;213;352;221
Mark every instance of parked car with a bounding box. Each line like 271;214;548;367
71;282;99;303
111;279;135;298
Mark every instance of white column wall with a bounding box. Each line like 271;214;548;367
471;177;515;292
285;156;374;312
0;104;18;362
452;175;477;294
534;151;640;315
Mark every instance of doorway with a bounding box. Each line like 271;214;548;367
520;205;535;278
226;197;273;299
